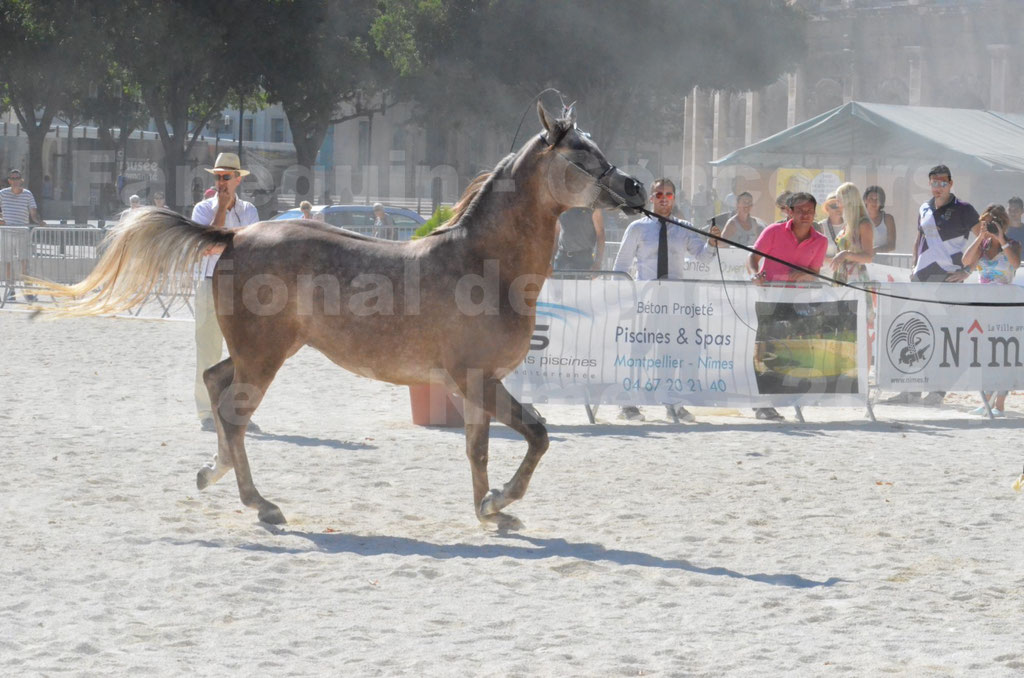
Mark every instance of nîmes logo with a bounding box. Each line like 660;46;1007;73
886;311;935;374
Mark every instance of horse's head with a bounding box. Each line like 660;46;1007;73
537;103;646;214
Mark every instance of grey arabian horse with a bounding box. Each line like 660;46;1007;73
35;104;646;526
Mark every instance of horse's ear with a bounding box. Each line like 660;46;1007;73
537;102;555;142
562;103;577;126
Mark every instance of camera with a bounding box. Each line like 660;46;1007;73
986;221;1000;235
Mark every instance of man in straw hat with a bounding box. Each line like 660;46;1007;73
191;152;261;432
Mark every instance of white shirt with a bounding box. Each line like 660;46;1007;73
612;215;716;280
192;196;259;277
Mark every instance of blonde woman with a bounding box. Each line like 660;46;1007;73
830;182;874;283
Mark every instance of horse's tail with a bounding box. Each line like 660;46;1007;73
31;207;237;318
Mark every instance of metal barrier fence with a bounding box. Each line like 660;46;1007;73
0;225;196;317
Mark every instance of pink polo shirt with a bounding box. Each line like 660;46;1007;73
752;220;828;282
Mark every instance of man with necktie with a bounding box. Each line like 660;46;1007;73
612;178;721;422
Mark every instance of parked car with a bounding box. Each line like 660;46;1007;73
271;204;426;240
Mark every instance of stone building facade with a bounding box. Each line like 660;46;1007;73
680;0;1024;245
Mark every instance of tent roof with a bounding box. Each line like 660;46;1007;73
712;102;1024;173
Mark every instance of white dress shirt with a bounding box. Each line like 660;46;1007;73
612;215;716;280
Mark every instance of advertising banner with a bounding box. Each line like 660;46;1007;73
876;283;1024;392
504;279;869;407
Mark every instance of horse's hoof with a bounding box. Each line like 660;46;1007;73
258;505;287;525
480;511;524;531
480;489;503;516
196;469;211;491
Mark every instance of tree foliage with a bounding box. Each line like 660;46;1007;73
387;0;807;151
0;0;101;202
99;0;262;209
0;0;808;212
246;0;392;174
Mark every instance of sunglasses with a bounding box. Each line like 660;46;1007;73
8;175;21;180
653;191;674;199
213;173;235;181
930;180;950;188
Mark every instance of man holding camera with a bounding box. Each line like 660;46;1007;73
885;164;978;407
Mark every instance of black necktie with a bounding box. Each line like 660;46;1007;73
657;218;668;280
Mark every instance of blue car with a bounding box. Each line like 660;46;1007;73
271;204;426;240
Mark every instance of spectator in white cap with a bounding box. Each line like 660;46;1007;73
128;194;141;209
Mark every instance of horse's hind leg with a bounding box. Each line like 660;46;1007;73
196;357;235;490
215;355;288;524
461;376;548;521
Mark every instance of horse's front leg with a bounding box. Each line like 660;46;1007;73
462;397;493;521
478;378;548;517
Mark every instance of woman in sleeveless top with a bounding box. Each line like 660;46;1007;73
720;191;765;247
830;182;874;283
962;204;1021;415
863;185;896;253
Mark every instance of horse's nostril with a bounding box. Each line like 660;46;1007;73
625;179;641;197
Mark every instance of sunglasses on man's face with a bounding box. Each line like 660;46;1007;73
653;191;674;199
8;175;21;181
930;180;950;188
214;173;235;182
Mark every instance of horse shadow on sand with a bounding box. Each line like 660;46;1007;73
247;430;376;451
226;527;843;590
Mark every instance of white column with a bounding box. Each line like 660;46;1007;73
787;70;804;128
987;44;1011;112
744;91;759;146
906;46;924;106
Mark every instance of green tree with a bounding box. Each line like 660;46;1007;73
100;0;262;211
77;71;150;212
0;0;99;209
250;0;397;204
380;0;807;153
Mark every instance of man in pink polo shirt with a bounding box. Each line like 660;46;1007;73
743;191;827;422
746;192;827;284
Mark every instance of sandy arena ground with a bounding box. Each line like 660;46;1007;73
2;309;1023;676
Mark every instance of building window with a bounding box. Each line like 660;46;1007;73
272;118;285;143
243;118;254;141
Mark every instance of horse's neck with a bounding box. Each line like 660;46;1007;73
463;157;560;276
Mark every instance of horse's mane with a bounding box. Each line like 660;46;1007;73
426;150;520;236
425;118;573;237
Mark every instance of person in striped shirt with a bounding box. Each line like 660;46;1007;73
0;168;42;227
0;169;41;301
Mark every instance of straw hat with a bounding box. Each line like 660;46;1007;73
205;152;250;177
